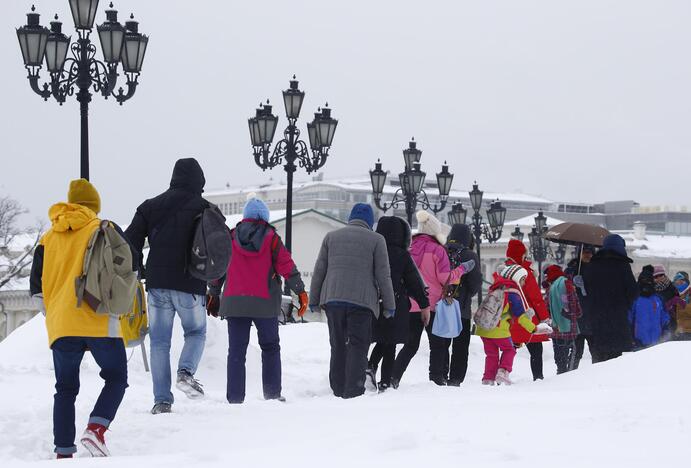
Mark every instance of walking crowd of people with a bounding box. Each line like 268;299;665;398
28;158;690;458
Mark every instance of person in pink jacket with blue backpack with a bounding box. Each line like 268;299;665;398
390;211;475;387
207;195;308;404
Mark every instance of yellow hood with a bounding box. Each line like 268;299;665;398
49;203;98;233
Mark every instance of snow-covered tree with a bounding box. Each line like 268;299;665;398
0;196;42;290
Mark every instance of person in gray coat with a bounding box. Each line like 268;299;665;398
309;203;396;398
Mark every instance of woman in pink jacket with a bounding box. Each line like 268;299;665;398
391;211;475;387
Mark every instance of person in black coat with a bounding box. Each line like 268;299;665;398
124;158;212;414
367;216;429;391
444;224;482;385
581;234;638;364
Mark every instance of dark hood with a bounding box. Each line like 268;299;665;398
170;158;206;193
376;216;411;249
235;220;270;252
447;224;472;249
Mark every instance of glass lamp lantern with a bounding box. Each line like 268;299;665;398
97;4;125;64
121;15;148;74
45;16;71;74
469;182;483;212
17;7;50;68
402;139;421;170
69;0;100;30
436;162;453;200
448;202;467;226
282;77;305;120
369;160;387;197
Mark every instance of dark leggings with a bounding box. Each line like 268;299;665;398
526;342;544;380
391;312;447;383
368;343;396;385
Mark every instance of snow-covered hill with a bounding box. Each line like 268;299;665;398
0;316;688;467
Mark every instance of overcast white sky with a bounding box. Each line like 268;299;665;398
1;0;690;225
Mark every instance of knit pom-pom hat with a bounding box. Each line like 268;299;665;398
415;210;446;245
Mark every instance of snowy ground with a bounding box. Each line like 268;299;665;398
0;316;688;467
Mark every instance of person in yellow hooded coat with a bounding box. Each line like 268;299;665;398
29;179;135;459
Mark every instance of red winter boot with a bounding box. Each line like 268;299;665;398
80;423;110;457
56;454;73;459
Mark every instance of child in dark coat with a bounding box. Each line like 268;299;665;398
367;217;429;391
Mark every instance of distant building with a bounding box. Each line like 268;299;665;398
206;174;691;235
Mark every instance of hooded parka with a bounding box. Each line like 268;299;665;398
125;158;210;296
373;217;429;344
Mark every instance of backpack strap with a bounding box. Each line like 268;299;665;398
75;221;106;307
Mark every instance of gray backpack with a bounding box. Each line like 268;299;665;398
473;287;506;330
76;221;138;316
188;205;232;281
473;286;524;330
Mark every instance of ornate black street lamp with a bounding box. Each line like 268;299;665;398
248;76;338;254
369;139;454;226
466;182;507;305
528;211;550;285
16;2;149;180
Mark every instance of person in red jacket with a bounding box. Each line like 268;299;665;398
505;239;550;381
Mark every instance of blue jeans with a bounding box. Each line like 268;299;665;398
227;317;281;403
52;337;128;455
148;289;207;404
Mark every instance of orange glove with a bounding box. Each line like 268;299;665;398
298;292;309;317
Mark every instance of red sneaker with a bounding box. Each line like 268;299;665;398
80;423;110;457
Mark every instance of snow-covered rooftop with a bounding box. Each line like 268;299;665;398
504;213;566;227
206;177;555;206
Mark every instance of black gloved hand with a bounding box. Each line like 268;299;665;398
206;294;220;317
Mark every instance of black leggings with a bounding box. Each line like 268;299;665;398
526;342;544;380
391;312;448;383
368;343;396;385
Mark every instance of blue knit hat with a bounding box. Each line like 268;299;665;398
602;234;627;257
349;203;374;229
243;196;270;222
